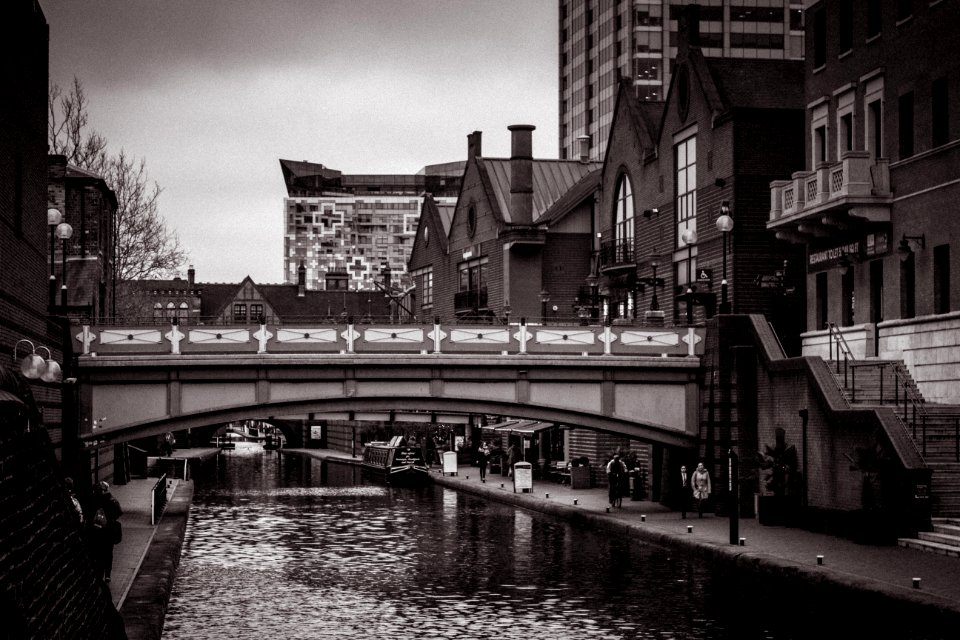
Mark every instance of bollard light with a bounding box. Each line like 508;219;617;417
640;514;646;522
606;507;610;513
687;525;693;533
817;555;824;565
739;537;746;546
912;578;921;589
545;493;550;499
573;498;578;505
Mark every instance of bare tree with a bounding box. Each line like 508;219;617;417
48;77;109;175
48;78;188;317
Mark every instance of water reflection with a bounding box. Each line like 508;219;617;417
162;447;951;640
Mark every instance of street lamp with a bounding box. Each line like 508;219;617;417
47;208;62;307
56;220;73;307
681;228;698;324
13;339;63;383
539;289;550;325
716;201;734;314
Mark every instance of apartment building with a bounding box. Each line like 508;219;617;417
559;0;804;161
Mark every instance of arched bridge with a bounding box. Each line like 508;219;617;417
72;320;705;447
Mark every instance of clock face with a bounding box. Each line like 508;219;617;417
677;64;690;122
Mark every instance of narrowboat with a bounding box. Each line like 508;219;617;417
361;436;430;484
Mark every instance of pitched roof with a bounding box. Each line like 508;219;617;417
537;169;602;225
703;55;805;111
478;158;602;224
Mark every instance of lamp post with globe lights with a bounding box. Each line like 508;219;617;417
680;228;698;324
716;201;734;314
56;220;74;307
47;208;63;307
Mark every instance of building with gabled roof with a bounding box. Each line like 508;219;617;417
408;125;602;324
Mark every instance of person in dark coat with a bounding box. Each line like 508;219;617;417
505;443;519;477
476;443;489;482
606;454;627;508
89;481;123;583
679;465;690;519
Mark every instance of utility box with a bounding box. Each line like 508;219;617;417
442;451;458;476
513;461;533;493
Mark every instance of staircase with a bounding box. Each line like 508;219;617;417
898;517;960;556
825;356;960;521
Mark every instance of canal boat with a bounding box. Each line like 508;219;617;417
361;436;430;485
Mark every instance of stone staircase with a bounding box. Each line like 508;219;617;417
827;359;960;520
898;517;960;556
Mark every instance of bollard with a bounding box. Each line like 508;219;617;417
606;507;610;513
817;555;824;565
913;578;921;589
500;483;504;488
545;493;550;499
466;476;469;480
640;514;646;522
573;498;578;505
739;537;746;546
687;525;693;533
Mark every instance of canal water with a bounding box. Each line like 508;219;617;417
161;445;950;639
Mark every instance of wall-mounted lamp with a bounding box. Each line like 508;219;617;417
716;201;734;314
898;234;926;262
13;339;63;383
838;256;853;276
642;208;659;219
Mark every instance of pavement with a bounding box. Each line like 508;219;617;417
107;447;960;638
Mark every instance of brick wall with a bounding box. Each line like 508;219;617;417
0;426;124;637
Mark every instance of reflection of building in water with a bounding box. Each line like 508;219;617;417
280;159;463;292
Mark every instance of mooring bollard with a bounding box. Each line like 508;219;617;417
687;525;693;533
913;578;921;589
640;514;646;522
573;498;578;505
817;555;824;565
739;537;746;546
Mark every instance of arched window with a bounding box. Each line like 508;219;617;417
614;173;635;261
166;302;176;319
153;302;163;319
178;302;189;320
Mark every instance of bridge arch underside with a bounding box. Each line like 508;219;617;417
85;395;696;449
78;355;700;449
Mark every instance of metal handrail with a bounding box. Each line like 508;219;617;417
150;473;168;525
826;322;855;379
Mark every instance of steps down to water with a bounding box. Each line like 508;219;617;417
899;518;960;557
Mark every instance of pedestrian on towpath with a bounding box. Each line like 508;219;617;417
692;462;712;518
476;443;489;482
89;481;123;583
506;443;519;477
606;453;627;508
679;465;690;519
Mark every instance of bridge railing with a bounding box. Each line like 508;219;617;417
75;319;706;358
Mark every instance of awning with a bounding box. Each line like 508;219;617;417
483;419;520;431
0;390;25;406
493;419;554;434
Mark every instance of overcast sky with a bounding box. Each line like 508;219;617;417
42;0;558;284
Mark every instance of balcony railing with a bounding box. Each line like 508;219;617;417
599;237;635;271
454;288;488;312
769;152;891;223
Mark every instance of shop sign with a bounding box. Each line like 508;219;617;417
808;241;859;268
864;230;890;257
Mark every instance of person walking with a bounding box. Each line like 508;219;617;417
679;465;690;519
692;462;712;518
89;481;123;583
606;453;627;508
505;443;518;477
476;443;489;482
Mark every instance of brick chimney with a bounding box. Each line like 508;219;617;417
508;124;535;224
577;135;591;163
467;131;483;161
187;264;195;287
297;261;306;297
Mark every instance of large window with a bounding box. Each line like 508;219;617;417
869;259;883;323
812;8;826;68
614;173;635;260
459;260;486;293
867;0;882;39
841;266;855;326
837;91;855;156
816;272;828;329
935;244;951;314
932;76;949;148
421;270;433;307
899;91;915;159
900;253;915;319
864;76;884;160
811;102;829;166
675;134;697;248
233;303;247;322
838;0;853;53
250;303;264;322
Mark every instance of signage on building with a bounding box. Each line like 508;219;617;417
864;230;890;257
696;268;712;284
310;424;324;441
808;241;859;268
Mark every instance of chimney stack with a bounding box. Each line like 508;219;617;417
577;135;591;163
297;261;306;297
508;124;535;224
188;264;195;287
467;130;483;161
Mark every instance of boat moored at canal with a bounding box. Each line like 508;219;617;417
361;436;429;485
